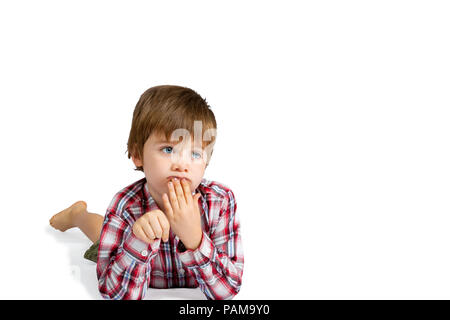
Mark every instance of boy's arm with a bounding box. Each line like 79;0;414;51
96;209;160;300
177;190;244;300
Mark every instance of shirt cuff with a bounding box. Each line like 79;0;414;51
178;232;215;268
123;232;160;263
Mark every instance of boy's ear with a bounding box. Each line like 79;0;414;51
132;153;143;167
130;144;143;167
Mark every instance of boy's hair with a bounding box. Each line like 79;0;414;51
126;85;217;172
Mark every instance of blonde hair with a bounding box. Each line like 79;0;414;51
126;85;217;172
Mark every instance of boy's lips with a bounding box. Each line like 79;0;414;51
167;176;190;182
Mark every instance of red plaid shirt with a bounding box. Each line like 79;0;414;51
96;177;244;300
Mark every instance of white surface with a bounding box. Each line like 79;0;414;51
1;1;450;299
43;225;207;300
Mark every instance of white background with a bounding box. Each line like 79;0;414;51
0;0;449;299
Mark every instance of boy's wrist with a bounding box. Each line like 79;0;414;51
181;231;203;251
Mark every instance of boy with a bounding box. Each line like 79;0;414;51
49;85;244;300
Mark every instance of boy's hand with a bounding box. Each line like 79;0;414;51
132;209;170;244
162;178;203;250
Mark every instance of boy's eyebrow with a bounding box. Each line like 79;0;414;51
154;139;184;145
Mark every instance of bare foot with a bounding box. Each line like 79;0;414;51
49;201;87;232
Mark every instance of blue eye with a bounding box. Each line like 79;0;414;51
192;151;202;159
161;146;173;154
162;146;202;159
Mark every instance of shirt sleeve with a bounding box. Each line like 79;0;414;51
96;209;160;300
177;190;244;300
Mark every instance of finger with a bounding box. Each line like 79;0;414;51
141;221;156;240
181;178;193;206
168;180;180;211
162;193;174;220
157;214;170;242
173;179;187;207
135;225;153;244
149;214;163;239
193;193;202;210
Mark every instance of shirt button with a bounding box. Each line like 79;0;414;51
141;250;148;257
179;269;185;275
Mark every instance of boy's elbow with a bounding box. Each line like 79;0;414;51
98;284;123;300
97;278;128;300
211;288;240;300
209;280;242;300
217;269;243;300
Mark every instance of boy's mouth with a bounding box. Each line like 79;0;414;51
167;176;190;182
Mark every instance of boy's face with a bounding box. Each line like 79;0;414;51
132;131;209;208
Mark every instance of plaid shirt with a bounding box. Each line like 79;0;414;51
96;177;244;300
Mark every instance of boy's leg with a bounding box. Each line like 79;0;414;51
49;201;104;243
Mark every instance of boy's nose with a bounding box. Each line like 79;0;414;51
171;151;190;170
